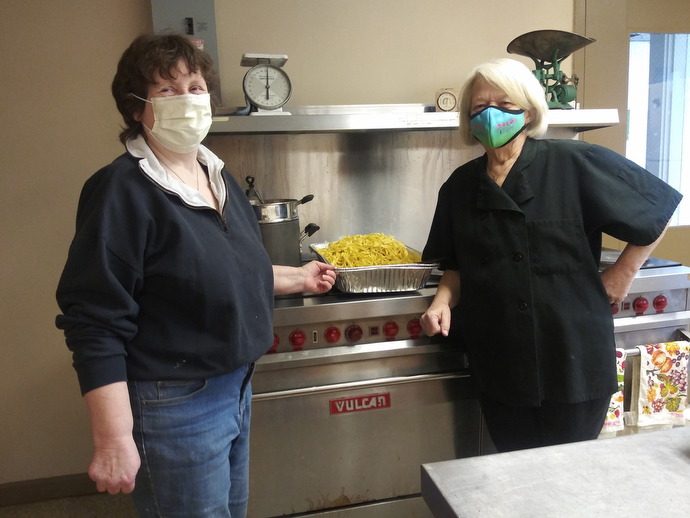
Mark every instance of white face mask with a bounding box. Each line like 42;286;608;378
133;93;212;153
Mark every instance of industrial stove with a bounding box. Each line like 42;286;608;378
246;255;690;518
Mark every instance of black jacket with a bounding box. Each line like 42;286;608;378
423;138;682;406
56;137;274;395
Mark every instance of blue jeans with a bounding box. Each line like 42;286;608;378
128;364;254;518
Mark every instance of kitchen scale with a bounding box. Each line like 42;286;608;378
240;53;292;115
507;30;595;109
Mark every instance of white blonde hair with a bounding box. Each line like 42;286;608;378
458;58;549;146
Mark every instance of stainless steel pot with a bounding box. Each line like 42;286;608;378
250;195;314;223
246;176;319;266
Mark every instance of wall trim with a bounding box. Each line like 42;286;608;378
0;473;96;507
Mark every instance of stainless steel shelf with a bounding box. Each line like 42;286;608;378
210;104;459;134
210;104;618;135
545;108;619;132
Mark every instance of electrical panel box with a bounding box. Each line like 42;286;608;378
151;0;221;103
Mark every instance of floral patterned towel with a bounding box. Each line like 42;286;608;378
636;341;689;427
601;349;626;433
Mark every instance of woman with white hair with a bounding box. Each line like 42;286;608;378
421;58;682;452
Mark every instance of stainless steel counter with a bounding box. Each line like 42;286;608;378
421;426;690;518
273;286;437;326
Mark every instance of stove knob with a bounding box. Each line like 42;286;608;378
268;334;280;354
610;303;619;315
344;324;363;343
407;318;423;338
653;295;668;313
289;330;307;351
383;321;399;339
633;297;649;316
324;326;341;344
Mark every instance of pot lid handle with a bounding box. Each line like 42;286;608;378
245;176;265;204
299;222;320;243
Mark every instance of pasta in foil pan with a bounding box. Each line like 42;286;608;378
310;236;439;293
315;233;418;267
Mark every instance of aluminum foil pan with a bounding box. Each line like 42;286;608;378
310;242;439;293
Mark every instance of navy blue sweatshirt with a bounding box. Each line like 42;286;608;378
56;137;274;395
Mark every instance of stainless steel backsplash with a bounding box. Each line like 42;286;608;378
206;130;479;256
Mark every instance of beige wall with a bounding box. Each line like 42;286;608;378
214;0;574;109
576;0;690;261
0;0;153;486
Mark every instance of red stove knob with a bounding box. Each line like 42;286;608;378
289;330;307;351
344;324;363;343
653;295;668;313
407;318;423;338
610;303;619;315
633;297;649;316
268;333;280;354
383;321;399;339
324;326;341;344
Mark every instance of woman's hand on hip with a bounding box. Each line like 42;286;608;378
601;225;670;304
600;264;635;305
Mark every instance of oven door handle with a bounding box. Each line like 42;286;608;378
251;371;470;401
613;310;690;334
256;337;464;371
620;328;690;357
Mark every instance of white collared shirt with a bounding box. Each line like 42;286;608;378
126;134;227;211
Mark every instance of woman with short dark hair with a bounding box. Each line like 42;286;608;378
111;33;220;144
56;33;336;517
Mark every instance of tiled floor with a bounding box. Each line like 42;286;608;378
0;493;137;518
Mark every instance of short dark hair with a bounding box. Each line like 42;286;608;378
111;33;220;145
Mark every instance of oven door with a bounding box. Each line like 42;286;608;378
613;310;690;349
247;341;484;518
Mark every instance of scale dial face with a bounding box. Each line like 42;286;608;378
242;64;292;110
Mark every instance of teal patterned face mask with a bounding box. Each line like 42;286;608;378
470;106;526;148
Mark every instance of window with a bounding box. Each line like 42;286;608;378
627;33;690;226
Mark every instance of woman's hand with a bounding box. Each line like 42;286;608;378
84;382;141;494
301;260;337;294
601;226;669;304
421;269;461;337
273;261;336;296
89;435;141;494
600;263;636;305
421;301;452;337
